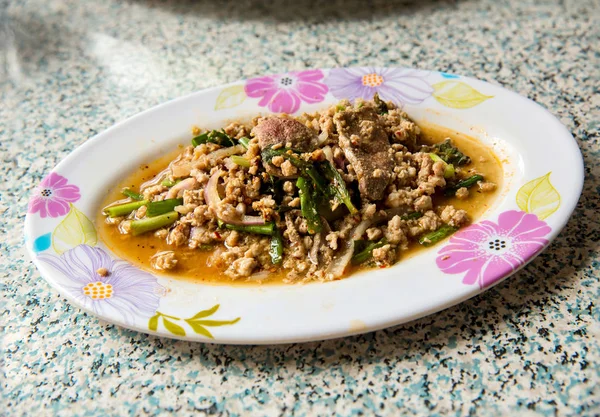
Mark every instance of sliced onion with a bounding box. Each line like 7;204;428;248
327;216;385;278
166;177;197;199
225;214;265;226
168;153;191;178
140;166;170;191
334;150;346;170
205;170;266;226
317;130;329;145
322;145;334;165
246;270;271;281
326;238;354;278
171;163;191;178
193;144;245;169
150;251;176;271
352;220;369;241
308;233;321;266
190;226;202;240
207;144;245;163
204;170;222;211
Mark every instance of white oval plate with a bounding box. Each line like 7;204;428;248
24;67;583;344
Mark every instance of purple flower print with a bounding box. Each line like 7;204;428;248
38;245;165;323
28;172;80;218
244;70;328;114
436;210;552;289
324;67;433;105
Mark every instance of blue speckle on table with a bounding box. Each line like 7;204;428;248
2;0;599;416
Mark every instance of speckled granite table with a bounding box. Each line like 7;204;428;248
1;0;599;415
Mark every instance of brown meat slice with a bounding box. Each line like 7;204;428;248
334;106;394;200
252;117;318;151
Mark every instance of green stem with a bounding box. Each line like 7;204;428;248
104;200;148;217
429;153;455;179
146;198;183;217
161;178;181;187
296;177;322;234
419;225;458;246
351;238;388;265
238;137;250;149
270;230;283;264
222;222;275;236
262;147;329;194
122;188;144;201
131;211;179;236
401;212;423;221
444;174;484;196
320;161;357;214
231;155;251;167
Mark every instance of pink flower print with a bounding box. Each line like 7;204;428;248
324;67;433;105
28;172;80;218
436;210;552;289
245;70;329;114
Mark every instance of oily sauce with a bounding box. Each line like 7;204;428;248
97;123;504;285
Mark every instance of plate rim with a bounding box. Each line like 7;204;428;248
24;66;584;344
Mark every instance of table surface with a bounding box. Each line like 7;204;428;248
2;0;599;415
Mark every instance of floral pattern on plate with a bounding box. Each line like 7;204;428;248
28;172;80;218
38;245;165;324
436;210;552;289
149;305;241;339
24;67;581;343
244;69;328;114
324;67;433;105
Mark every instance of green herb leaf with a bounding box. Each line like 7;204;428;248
261;147;329;194
192;129;236;147
351;238;388;265
427;139;471;166
373;93;389;114
319;161;357;214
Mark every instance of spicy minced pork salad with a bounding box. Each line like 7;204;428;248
102;95;497;282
